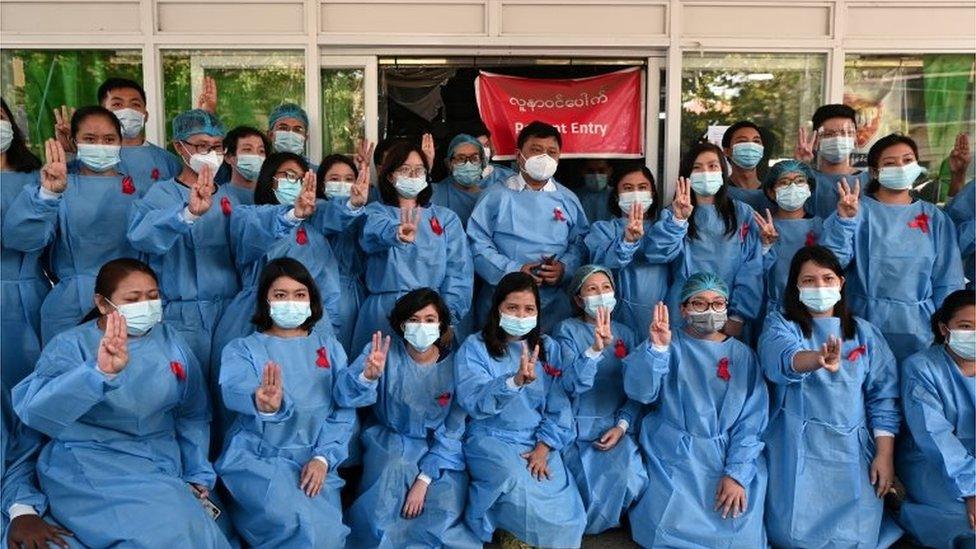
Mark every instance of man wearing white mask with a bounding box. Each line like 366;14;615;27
794;104;870;219
468;121;590;333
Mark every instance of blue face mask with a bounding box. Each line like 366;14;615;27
395;176;428;198
878;162;923;191
618;191;653;215
818;136;855;164
268;300;311;329
948;330;976;360
77;144;122;173
274;176;302;204
798;286;841;313
583;292;616;317
274;130;305;154
690;171;724;196
107;298;162;336
499;313;537;337
452;162;483;187
730;142;764;170
324;180;352;199
775;183;812;212
403;322;441;351
235;154;264;182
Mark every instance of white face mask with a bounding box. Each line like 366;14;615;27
0;120;14;153
187;150;223;174
618;191;653;214
324;180;353;199
521;152;558;182
114;108;146;139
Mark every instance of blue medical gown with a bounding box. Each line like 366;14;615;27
946;180;975;289
585;209;685;336
128;179;243;370
577;188;611;224
823;198;965;361
120;142;183;184
727;185;774;213
11;320;229;548
897;346;975;549
0;171;48;388
623;331;769;548
467;180;590;333
454;334;586;547
352;203;472;352
809;169;870;220
552;317;647;535
3;175;150;345
758;312;900;547
334;339;481;548
327;212;367;355
432;165;513;228
216;331;354;549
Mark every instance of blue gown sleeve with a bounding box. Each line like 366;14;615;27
1;185;58;253
172;340;216;487
584;220;639;269
218;338;294;423
756;313;809;385
862;322;901;435
467;192;523;285
551;321;599;396
536;373;575;451
312;339;356;467
723;348;769;487
640;209;688;263
615;330;644;427
358;205;402;254
622;340;671;404
930;210;965;307
229;204;295;269
308;198;364;237
127;188;192;254
417;401;468;480
901;354;975;499
730;211;764;321
556;196;590;284
1;410;48;517
439;211;474;324
819;211;859;269
332;344;378;408
453;339;522;420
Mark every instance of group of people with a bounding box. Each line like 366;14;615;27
0;74;973;549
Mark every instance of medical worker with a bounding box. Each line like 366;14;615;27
758;245;901;548
585;163;691;336
624;272;769;548
795;104;870;219
216;258;355;549
4;106;149;344
946;180;974;289
828;133;965;361
267;103;314;164
665;142;763;339
351;141;472;352
127;109;239;369
722;120;774;213
432;133;512;227
220;125;269;205
467;121;589;333
0;98;47;388
553;265;648;535
897;289;975;549
454;271;587;548
11;258;229;548
335;288;481;548
577;159;614;223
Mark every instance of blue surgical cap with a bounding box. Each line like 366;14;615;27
268;103;309;130
763;159;816;192
172;109;225;141
567;264;614;296
680;272;729;302
447;133;486;167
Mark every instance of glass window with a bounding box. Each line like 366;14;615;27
681;53;826;164
845;54;976;202
321;68;365;156
0;49;142;155
161;50;305;145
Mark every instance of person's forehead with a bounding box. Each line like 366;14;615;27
274;117;305;127
453;143;479;155
820;117;855;129
523;136;559;149
107;88;143;101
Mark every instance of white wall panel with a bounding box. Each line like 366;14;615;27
846;4;975;39
682;3;831;38
1;1;141;34
499;2;667;37
321;1;486;35
157;1;305;34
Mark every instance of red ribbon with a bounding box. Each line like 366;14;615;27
717;357;731;381
739;222;750;242
316;347;330;368
908;213;930;234
542;362;563;378
296;226;308;245
430;216;444;236
170;361;186;381
805;231;817;247
220;196;232;216
436;392;452;407
614;339;628;359
151;168;160;181
553;208;566;222
847;344;867;362
121;176;135;195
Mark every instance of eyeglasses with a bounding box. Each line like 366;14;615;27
395;166;427;178
275;169;303;180
451;154;482;164
181;141;225;155
817;128;856;139
686;298;728;313
775;176;809;187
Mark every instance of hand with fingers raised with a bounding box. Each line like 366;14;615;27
53;105;76;154
589;306;614;353
624;201;644;243
97;311;130;375
41;139;69;195
795;127;816;164
363;331;392;381
354;138;376;170
396;207;421;244
836;177;860;219
294;171;318;219
513;341;539;387
671;177;694;221
255;361;284;413
188;164;215;216
649;301;671;348
949;132;971;177
818;335;842;373
350;162;371;208
421;133;435;168
752;209;779;248
197;76;218;113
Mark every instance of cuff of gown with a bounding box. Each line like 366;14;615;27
416;473;432;485
38;187;62;200
8;503;38;520
505;376;523;391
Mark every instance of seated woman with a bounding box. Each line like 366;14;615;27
897;289;975;549
216;257;356;549
553;265;648;535
11;258;229;547
624;272;768;548
454;271;586;548
758;245;900;547
335;288;480;548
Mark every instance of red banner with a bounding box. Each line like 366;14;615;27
475;67;644;160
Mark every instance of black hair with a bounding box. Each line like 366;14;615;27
251;257;323;333
931;289;976;344
377;141;432;207
482;272;547;362
607;161;659;219
80;257;159;323
316;154;359;200
388;288;454;352
375;137;408;167
0;98;41;172
516;121;562;150
721;121;763;149
866;133;920;194
97;77;147;105
811;104;857;132
253;152;309;205
680;142;738;240
70;105;122;140
224;125;271;157
782;246;856;340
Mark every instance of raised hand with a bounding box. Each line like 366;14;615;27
624;201;644;243
197;76;218;113
350;162;370;208
836;177;860;219
752;208;779;247
40;139;68;194
396;207;421;243
513;341;539;387
294;171;318;219
794;127;816;163
818;335;842;373
401;479;429;519
590;306;614;353
255;361;284;413
671;177;693;221
363;331;392;381
949;132;971;177
421;133;435;168
97;311;129;375
300;458;327;497
354;138;376;170
53;105;76;153
715;476;747;519
649;301;671;348
188;164;215;216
